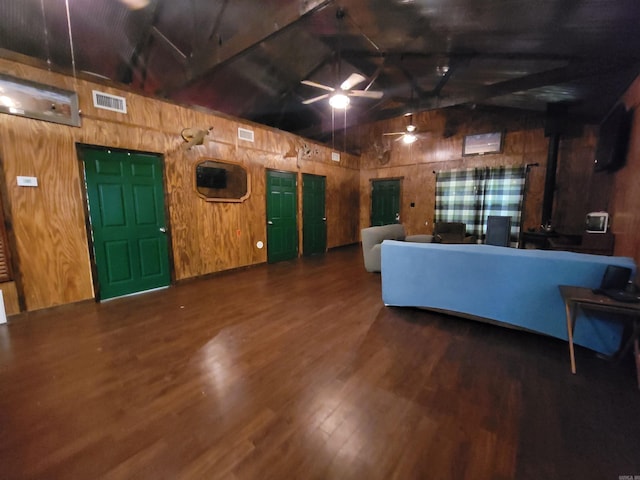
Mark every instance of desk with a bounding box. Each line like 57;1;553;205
549;232;615;256
559;285;640;389
521;230;557;249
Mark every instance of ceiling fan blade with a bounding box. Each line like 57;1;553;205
302;93;330;105
340;73;366;90
383;132;405;136
348;89;384;99
301;80;334;92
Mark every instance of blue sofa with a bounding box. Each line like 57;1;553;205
381;241;637;355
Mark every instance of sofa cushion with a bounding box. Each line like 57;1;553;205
405;234;433;243
434;233;463;244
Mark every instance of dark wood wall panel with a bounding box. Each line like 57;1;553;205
612;76;640;265
553;127;599;234
0;59;360;312
0;281;20;316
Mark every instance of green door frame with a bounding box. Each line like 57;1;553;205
80;146;172;300
266;169;298;263
302;173;327;256
371;178;402;226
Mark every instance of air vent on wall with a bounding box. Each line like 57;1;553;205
92;90;127;114
238;127;254;142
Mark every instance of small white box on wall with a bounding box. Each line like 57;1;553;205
17;176;38;187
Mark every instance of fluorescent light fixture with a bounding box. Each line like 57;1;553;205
329;93;350;109
403;133;417;144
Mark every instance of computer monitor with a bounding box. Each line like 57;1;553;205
485;216;511;247
600;265;632;291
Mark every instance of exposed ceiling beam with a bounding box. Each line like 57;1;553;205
151;26;188;63
202;0;230;52
168;0;334;93
373;59;640;122
294;59;640;139
118;0;162;86
389;57;426;98
429;55;472;98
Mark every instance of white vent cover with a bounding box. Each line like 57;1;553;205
92;90;127;114
237;127;254;142
331;151;341;162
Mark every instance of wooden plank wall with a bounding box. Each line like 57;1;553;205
0;59;360;313
356;107;600;239
0;281;19;316
613;75;640;265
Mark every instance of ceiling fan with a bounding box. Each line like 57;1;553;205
301;72;383;108
383;114;429;144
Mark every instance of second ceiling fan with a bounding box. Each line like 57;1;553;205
383;114;430;144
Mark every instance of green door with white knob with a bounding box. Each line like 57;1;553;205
371;179;401;226
266;170;298;263
303;173;326;255
82;148;171;300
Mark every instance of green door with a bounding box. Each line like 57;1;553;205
266;170;298;263
371;179;401;226
302;174;326;256
83;148;171;300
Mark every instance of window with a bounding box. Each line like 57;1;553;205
435;166;527;241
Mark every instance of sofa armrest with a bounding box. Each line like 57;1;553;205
361;224;407;272
363;244;382;272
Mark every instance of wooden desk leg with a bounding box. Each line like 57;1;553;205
564;300;577;374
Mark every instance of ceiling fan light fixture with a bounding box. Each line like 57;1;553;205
402;133;417;144
329;93;350;109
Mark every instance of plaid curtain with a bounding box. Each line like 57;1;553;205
435;166;527;240
435;168;485;235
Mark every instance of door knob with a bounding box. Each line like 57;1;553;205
267;221;273;225
322;217;327;221
159;227;166;233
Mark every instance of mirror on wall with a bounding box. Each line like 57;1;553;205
195;159;250;202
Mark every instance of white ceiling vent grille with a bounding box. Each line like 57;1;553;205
237;127;254;142
92;90;127;114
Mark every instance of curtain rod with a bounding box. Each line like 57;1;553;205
432;163;540;174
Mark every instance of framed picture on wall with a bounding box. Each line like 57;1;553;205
463;131;503;156
0;73;81;127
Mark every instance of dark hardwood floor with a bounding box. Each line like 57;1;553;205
1;245;638;480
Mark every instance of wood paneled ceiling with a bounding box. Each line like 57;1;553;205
1;0;639;147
